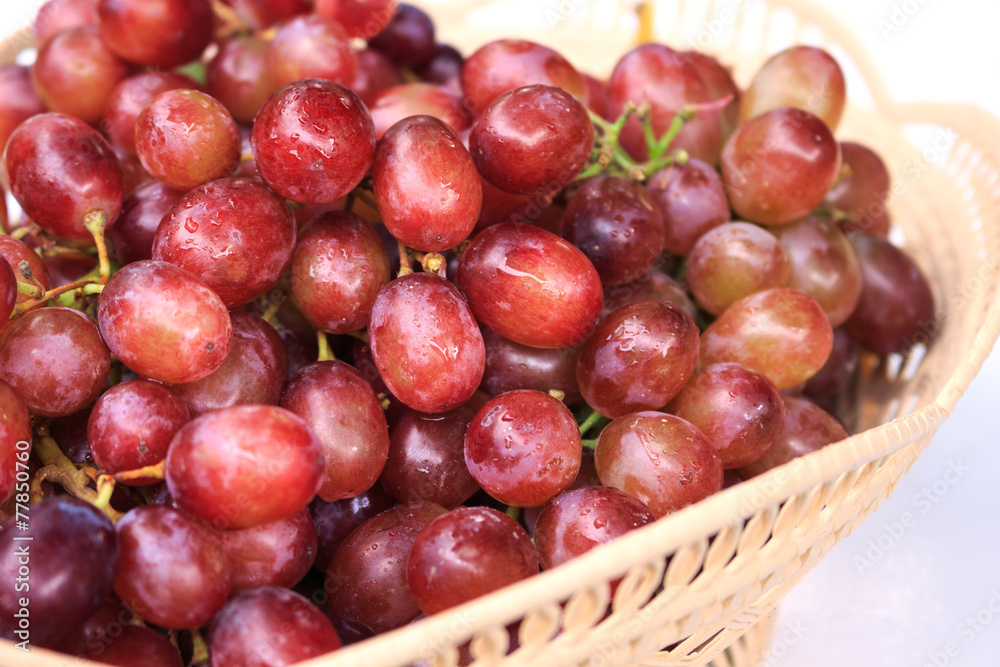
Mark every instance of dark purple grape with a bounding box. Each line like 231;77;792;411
85;625;183;667
309;487;395;571
108;181;186;266
480;328;581;403
407;506;538;614
647;158;730;256
741;46;846;130
415;43;463;89
0;497;118;648
577;299;699;419
368;3;436;68
738;397;847;478
804;328;859;399
217;508;317;594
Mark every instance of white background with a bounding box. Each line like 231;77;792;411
1;1;998;665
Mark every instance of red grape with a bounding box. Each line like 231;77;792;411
166;405;323;529
470;85;594;196
700;288;833;390
85;625;183;667
666;362;785;468
171;311;288;416
721;107;841;226
594;411;723;517
0;262;13;325
686;222;791;315
407;506;538;614
223;0;310;29
600;269;696;322
217;508;317;594
464;389;581;507
316;0;397;39
825;142;892;237
266;14;358;89
456;222;603;348
108;180;186;266
351;48;403;105
0;307;110;418
369;272;485;413
373;115;482;252
97;0;214;68
681;50;741;140
844;234;936;355
738;397;847;478
0;65;45;181
251;79;376;205
281;360;390;502
208;587;342;666
741;46;846;131
646;157;731;256
5;113;123;241
0;380;29;503
324;501;446;632
368;3;436;68
97;260;232;384
577;299;700;419
310;487;395;570
0;238;51;303
103;72;201;156
205;36;271;125
153;177;296;307
34;0;99;45
560;176;666;286
114;505;229;629
804;327;859;399
88;379;190;484
460;39;586;115
369;82;471;139
480;328;581;403
582;73;608;117
31;25;128;125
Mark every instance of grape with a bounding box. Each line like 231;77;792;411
774;215;862;327
407;506;538;615
217;508;317;594
115;505;229;629
281;361;390;502
844;234;936;355
582;73;608;117
560;176;666;286
0;262;13;325
88;379;190;484
166;405;323;529
5;113;123;241
0;497;118;647
310;487;394;570
209;587;342;667
103;72;200;156
681;50;741;140
647;157;731;256
97;0;214;68
153;177;296;307
369;82;472;139
686;222;791;315
374;115;482;251
171;311;288;416
0;380;30;504
205;36;271;125
607;44;724;164
738;397;847;478
665;362;785;468
97;260;233;384
577;299;699;419
369;273;485;413
533;486;655;571
470;85;594;196
31;25;128;125
135;90;240;191
741;46;846;131
415;44;463;89
456;222;603;348
0;66;45;177
825;142;892;238
721;107;841;226
291;211;391;334
266;14;358;89
251;79;376;205
368;4;436;68
0;307;110;418
594;412;723;517
113;144;151;195
223;0;310;29
380;393;486;507
700;288;833;390
84;625;183;667
34;0;99;44
324;612;374;646
324;501;446;632
480;328;581;403
600;269;696;321
351;49;404;105
108;180;186;266
315;0;397;39
804;328;859;399
47;408;92;465
464;390;581;507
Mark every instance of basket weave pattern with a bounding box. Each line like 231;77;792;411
3;1;1000;666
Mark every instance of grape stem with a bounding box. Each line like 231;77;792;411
505;505;521;521
345;329;369;344
397;241;414;277
317;330;334;362
82;211;111;284
581;103;695;183
190;628;210;666
111;460;166;484
32;428;122;521
577;409;603;436
15;281;43;298
581;439;598;450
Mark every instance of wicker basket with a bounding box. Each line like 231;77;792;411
4;1;1000;666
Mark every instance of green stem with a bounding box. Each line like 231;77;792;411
190;628;210;666
15;281;43;298
316;330;334;362
581;439;598;450
578;409;603;436
82;211;110;284
505;505;521;521
81;283;104;295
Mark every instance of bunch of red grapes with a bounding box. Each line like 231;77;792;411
0;0;937;665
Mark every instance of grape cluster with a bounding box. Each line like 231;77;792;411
0;1;936;665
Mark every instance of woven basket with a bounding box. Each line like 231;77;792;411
4;1;1000;666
